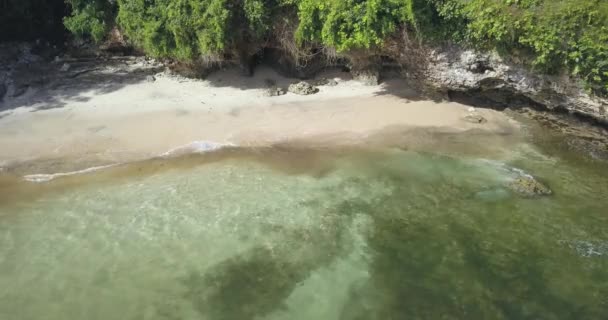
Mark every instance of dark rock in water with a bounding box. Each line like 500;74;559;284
508;176;552;197
288;81;318;95
145;75;156;82
463;113;487;124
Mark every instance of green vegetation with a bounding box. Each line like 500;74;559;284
4;0;607;94
431;0;608;94
64;0;115;42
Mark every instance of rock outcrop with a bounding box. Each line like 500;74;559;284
425;47;608;124
507;176;553;197
288;81;318;95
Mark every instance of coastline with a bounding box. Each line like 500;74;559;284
0;65;522;176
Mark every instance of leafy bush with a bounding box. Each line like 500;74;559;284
294;0;439;51
57;0;608;94
114;0;280;59
64;0;115;42
433;0;608;94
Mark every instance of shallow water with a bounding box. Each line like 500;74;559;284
0;125;607;319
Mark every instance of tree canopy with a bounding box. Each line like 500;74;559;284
5;0;607;94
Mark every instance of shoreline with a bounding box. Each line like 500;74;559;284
0;63;523;175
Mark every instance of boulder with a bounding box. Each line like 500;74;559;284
507;176;552;197
145;75;156;82
288;81;318;95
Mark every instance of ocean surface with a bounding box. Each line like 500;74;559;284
0;120;607;320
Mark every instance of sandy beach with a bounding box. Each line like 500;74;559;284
0;64;520;174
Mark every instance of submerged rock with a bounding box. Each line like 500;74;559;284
559;240;608;258
507;176;552;197
288;81;318;95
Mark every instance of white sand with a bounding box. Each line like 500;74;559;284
0;66;519;169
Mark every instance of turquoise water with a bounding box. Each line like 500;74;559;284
0;128;607;319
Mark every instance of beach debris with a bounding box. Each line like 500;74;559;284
312;78;339;86
264;78;286;96
288;81;318;95
463;112;487;124
266;86;286;97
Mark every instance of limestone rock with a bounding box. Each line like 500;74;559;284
425;47;608;123
288;81;318;95
507;176;552;197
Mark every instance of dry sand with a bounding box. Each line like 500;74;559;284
0;65;520;174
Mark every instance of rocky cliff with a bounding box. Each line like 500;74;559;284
424;47;608;125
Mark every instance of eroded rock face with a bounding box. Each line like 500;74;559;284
288;81;318;95
507;176;553;197
352;69;380;86
425;47;608;124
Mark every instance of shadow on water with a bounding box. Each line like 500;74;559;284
179;197;357;320
182;246;305;320
281;165;608;320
